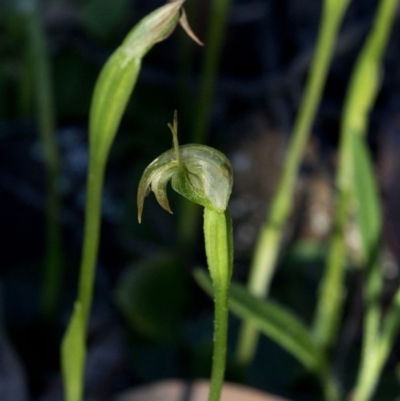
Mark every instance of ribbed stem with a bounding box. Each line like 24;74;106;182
204;209;233;401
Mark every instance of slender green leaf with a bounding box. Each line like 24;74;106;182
61;303;85;401
351;120;384;401
341;1;398;399
194;269;322;371
61;3;200;401
25;5;63;320
351;134;381;260
89;1;184;162
236;0;351;367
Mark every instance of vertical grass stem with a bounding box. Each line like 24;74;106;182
236;0;351;366
26;7;63;319
314;0;398;397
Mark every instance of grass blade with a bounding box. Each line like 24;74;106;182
313;0;396;361
25;5;63;320
352;135;381;259
310;0;397;399
236;0;351;366
194;269;321;371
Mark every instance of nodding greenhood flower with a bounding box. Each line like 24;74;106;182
137;111;233;223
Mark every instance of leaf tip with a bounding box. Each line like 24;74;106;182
179;9;204;46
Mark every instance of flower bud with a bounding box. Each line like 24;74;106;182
137;112;233;222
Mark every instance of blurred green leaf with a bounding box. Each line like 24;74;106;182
194;269;322;371
115;253;189;342
351;134;381;260
344;59;381;135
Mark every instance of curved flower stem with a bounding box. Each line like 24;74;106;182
204;209;233;401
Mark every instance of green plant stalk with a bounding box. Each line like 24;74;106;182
26;7;63;319
351;2;398;395
61;143;107;401
178;0;232;249
379;288;400;360
194;269;339;401
348;133;383;401
355;258;382;397
312;177;349;351
235;0;351;366
77;158;106;327
352;283;382;401
346;0;398;390
353;287;400;401
322;0;397;398
61;4;194;400
318;366;341;401
352;276;400;401
204;208;233;401
137;111;233;401
313;0;397;397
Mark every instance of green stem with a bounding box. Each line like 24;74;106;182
204;208;233;401
315;0;397;398
208;281;230;401
77;156;106;329
351;275;400;401
318;365;341;401
235;0;350;366
352;258;388;401
377;288;400;379
62;6;191;400
357;286;400;400
312;190;349;351
352;2;398;399
351;284;398;401
61;156;105;401
26;6;63;319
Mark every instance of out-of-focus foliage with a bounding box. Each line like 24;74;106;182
1;1;400;401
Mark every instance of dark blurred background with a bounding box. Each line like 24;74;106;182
1;0;400;400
